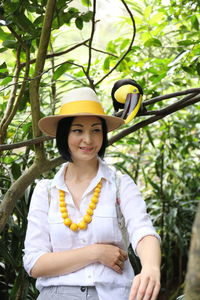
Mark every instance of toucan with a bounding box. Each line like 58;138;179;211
111;79;143;124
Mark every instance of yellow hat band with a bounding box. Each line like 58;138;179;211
60;100;105;115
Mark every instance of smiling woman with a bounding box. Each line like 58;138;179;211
23;87;161;300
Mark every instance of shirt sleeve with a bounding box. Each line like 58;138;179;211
119;174;160;254
23;179;52;275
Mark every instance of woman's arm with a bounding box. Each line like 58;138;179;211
129;235;161;300
31;243;128;278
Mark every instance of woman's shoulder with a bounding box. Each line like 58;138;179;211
34;178;52;188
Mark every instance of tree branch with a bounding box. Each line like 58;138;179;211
143;88;200;106
0;47;30;144
94;0;136;87
29;0;56;161
19;38;90;69
0;136;53;151
86;0;96;81
0;156;64;233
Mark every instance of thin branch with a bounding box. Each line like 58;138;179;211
29;0;56;146
84;44;118;58
140;93;199;116
0;60;87;93
19;38;90;68
0;136;53;151
0;47;30;144
86;0;96;78
143;88;200;106
94;0;136;87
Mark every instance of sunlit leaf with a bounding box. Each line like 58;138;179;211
75;17;83;30
144;38;162;47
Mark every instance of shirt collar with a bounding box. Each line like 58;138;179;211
51;158;113;191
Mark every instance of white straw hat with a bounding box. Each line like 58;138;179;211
38;87;124;136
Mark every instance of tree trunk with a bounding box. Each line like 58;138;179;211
184;201;200;299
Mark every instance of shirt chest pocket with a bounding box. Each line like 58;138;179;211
92;205;122;244
47;212;73;250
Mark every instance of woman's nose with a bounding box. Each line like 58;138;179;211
83;132;92;143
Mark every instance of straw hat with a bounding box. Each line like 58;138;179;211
38;87;124;136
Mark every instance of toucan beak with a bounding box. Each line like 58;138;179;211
121;93;142;123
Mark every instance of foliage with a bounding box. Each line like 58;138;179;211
0;0;199;299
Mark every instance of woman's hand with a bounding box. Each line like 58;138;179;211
93;244;128;274
128;266;160;300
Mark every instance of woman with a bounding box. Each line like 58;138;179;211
23;87;161;300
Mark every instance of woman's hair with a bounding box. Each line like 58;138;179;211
56;117;108;162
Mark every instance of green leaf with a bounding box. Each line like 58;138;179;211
103;57;110;71
53;62;71;80
11;163;21;180
149;73;166;83
178;40;195;46
149;12;165;25
120;39;130;50
75;17;83;30
144;38;162;47
13;13;35;35
144;6;152;19
2;40;17;49
197;62;200;77
0;28;13;41
81;0;91;6
182;66;195;75
0;76;12;86
191;15;199;31
0;47;7;53
81;11;93;22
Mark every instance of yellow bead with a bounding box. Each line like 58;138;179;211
86;208;93;216
89;202;96;209
62;212;68;219
95;187;101;193
84;214;92;223
59;195;65;200
93;191;99;197
59;190;65;196
60;207;67;213
70;223;78;231
64;218;72;226
91;196;98;204
78;221;87;230
59;202;66;207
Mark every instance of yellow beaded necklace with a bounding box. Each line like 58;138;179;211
59;179;102;232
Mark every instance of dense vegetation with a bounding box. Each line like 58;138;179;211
0;0;199;299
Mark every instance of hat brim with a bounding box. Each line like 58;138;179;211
38;113;125;137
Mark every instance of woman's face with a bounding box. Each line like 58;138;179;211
68;116;103;162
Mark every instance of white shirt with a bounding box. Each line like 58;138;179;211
23;159;160;300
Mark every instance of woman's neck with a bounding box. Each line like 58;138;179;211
65;158;99;182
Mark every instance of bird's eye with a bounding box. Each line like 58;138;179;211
133;89;137;92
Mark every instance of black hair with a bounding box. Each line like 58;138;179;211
56;117;108;162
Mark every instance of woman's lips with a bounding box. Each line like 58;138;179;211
79;147;94;152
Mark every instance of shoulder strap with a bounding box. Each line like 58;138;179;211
115;170;129;248
47;180;52;206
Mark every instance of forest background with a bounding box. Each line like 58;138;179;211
0;0;199;299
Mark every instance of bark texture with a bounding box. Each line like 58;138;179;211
184;201;200;299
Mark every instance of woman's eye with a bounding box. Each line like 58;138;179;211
93;129;101;133
72;129;82;133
